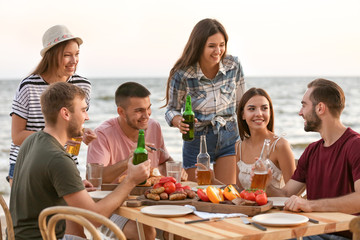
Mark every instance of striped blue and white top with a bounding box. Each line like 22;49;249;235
8;74;91;177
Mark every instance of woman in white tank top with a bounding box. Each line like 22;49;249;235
235;88;295;190
203;88;295;191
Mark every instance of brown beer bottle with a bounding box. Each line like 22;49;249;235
250;139;271;190
182;95;195;141
133;129;148;184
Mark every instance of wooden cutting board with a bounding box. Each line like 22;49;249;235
102;181;197;196
102;184;151;195
126;195;196;207
191;200;273;216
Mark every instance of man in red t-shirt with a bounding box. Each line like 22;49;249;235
267;78;360;215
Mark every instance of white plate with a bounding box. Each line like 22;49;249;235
88;191;112;199
140;205;194;217
252;213;309;227
191;185;225;192
267;197;289;207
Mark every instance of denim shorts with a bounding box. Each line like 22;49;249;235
6;163;15;182
182;120;239;169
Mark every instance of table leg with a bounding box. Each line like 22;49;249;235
169;233;174;240
136;218;145;240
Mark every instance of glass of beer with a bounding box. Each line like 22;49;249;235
251;169;268;190
250;139;271;190
66;137;83;156
197;135;211;185
197;168;211;185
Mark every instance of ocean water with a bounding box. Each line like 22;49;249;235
0;77;359;197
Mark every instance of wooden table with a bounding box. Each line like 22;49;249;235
115;205;355;240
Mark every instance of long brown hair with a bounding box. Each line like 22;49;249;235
162;18;228;108
237;88;275;140
31;39;79;77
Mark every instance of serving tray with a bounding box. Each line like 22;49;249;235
126;195;195;207
191;200;273;216
101;184;151;195
102;181;197;196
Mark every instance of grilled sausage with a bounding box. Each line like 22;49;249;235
184;189;196;199
150;187;165;194
159;192;169;200
169;193;186;201
146;193;160;201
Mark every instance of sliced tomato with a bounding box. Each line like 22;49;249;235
197;188;210;202
183;185;191;190
159;176;177;184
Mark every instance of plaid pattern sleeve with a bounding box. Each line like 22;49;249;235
234;59;245;106
165;55;245;126
165;71;187;126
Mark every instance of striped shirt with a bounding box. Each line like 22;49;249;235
8;74;91;173
165;55;245;129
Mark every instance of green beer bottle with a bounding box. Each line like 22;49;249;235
133;129;148;184
182;94;195;141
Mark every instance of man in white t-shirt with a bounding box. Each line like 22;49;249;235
87;82;186;239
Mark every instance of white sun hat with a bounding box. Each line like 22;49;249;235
40;25;83;57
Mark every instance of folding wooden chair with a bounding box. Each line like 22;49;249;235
350;216;360;240
38;206;126;240
0;194;14;240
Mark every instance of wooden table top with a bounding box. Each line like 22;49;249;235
115;206;355;240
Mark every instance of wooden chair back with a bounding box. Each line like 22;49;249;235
350;216;360;240
38;206;126;240
0;194;14;240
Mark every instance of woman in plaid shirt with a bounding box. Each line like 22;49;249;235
164;18;245;184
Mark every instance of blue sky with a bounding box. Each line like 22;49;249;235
1;0;359;79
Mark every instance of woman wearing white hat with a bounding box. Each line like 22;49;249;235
7;25;96;185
